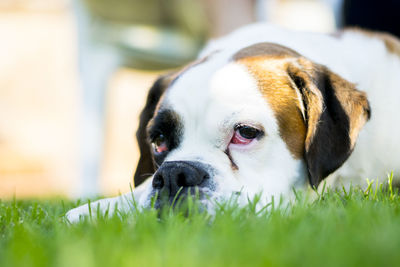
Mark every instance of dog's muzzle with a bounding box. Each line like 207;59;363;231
152;161;211;205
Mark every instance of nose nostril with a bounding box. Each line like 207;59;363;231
176;173;186;187
152;175;164;189
153;161;210;198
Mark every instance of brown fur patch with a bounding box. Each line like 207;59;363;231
235;49;370;160
233;42;301;61
286;60;324;150
237;56;307;159
234;42;370;186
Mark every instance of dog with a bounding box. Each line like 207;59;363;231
66;23;400;222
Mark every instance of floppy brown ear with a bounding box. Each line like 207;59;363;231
287;59;371;188
134;75;172;186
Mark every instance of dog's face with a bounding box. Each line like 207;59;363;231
134;43;370;209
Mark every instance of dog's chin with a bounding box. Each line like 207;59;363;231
148;186;215;212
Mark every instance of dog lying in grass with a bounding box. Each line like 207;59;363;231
67;23;400;222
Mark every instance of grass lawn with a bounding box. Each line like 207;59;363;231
1;177;400;267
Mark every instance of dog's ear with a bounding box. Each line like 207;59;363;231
134;74;172;186
287;59;371;188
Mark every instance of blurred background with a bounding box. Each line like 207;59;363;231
0;0;399;199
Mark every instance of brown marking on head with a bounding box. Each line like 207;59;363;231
233;42;301;61
236;55;307;160
233;42;370;187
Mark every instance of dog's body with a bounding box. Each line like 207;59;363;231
67;24;400;222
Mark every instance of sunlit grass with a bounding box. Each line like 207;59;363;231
1;175;400;267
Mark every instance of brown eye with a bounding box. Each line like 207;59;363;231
152;134;168;154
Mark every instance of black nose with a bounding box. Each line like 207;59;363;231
152;161;209;198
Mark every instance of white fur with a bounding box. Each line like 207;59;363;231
65;178;153;222
164;61;306;207
66;23;400;222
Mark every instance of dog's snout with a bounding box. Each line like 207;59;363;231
152;161;209;197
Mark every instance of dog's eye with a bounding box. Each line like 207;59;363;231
152;134;168;154
231;125;262;145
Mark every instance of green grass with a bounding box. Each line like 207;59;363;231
2;176;400;267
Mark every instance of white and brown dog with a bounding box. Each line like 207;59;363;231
67;23;400;222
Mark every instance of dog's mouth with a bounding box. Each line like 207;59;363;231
144;160;218;210
148;185;215;211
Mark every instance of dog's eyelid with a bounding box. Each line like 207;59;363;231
229;122;266;146
233;123;266;136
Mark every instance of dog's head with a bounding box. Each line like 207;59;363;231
134;43;370;208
